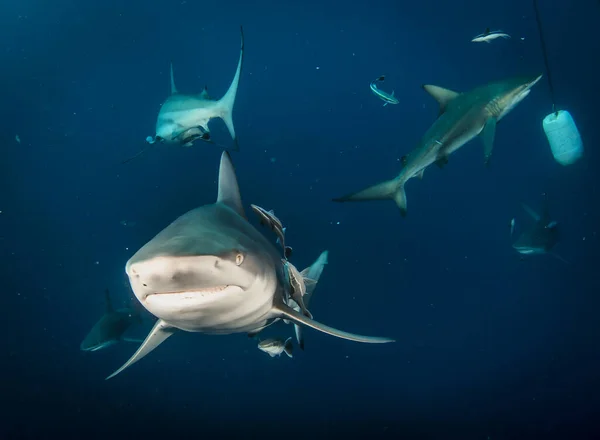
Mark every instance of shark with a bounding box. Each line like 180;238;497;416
333;75;542;217
512;195;566;262
80;289;143;352
146;26;244;150
106;152;394;379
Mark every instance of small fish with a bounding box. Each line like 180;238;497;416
472;28;511;43
15;135;21;144
282;259;316;319
510;218;515;237
369;75;399;106
250;204;292;258
258;337;293;358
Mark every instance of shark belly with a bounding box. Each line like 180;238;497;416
156;100;218;141
145;283;277;334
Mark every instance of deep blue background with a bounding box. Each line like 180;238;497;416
1;0;599;438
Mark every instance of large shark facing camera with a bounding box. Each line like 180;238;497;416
106;152;394;379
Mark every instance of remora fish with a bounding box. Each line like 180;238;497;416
284;250;328;350
250;204;291;258
370;75;399;106
333;75;542;217
147;26;244;150
80;289;143;352
512;194;567;263
472;28;511;43
282;259;314;319
106;152;393;379
258;337;293;358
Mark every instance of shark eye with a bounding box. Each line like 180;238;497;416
235;253;244;266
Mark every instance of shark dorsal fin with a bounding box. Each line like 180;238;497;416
104;289;113;313
540;193;552;223
199;86;210;100
484;27;490;35
170;63;178;94
521;203;540;222
217;151;246;219
422;85;460;114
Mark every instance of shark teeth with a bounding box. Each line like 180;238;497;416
149;285;232;297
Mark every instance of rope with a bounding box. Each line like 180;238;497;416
533;0;557;115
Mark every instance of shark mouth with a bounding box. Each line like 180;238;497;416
514;247;543;255
145;285;242;301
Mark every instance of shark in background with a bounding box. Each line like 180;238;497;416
80;289;144;352
333;74;542;217
145;26;244;150
106;151;394;380
512;194;567;263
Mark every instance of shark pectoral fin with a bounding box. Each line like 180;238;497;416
383;102;388;107
482;117;497;166
105;319;176;380
294;324;304;350
422;85;459;115
122;338;144;344
332;179;407;217
272;303;394;344
199;86;210;100
284;337;294;358
170;62;178;94
417;169;425;180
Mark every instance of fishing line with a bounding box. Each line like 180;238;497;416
533;0;557;115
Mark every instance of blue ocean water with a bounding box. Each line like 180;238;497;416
2;0;599;438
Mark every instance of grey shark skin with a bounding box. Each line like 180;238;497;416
333;75;542;217
512;195;563;261
80;290;142;352
105;152;393;379
149;26;244;150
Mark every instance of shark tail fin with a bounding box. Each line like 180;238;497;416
332;179;407;217
284;337;294;358
216;26;244;151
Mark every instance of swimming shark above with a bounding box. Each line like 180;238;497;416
145;26;244;150
512;194;566;262
105;152;394;379
333;74;542;217
80;289;143;352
